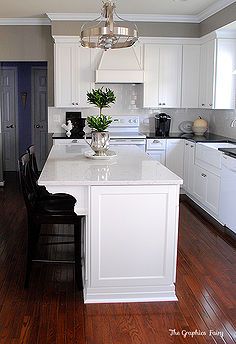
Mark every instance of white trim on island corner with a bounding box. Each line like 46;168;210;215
83;286;178;304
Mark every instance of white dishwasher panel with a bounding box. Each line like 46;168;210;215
219;154;236;234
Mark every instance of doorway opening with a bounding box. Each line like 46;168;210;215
0;62;48;172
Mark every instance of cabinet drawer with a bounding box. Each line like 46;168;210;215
146;139;166;150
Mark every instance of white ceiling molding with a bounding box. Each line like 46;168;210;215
47;0;236;24
197;0;236;22
47;13;199;23
0;18;50;25
0;0;235;26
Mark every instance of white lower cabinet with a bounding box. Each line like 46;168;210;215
193;165;220;215
88;185;179;301
183;141;196;193
146;151;166;164
146;139;166;164
146;139;184;178
166;139;184;178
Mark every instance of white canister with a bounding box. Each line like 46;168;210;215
192;116;208;135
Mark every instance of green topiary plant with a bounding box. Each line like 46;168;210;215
86;87;116;131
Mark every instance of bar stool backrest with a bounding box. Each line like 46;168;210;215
18;153;38;212
27;145;39;178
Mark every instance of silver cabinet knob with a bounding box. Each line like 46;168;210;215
201;173;207;177
162;103;166;105
158;102;162;105
72;102;75;105
153;139;160;144
201;103;205;106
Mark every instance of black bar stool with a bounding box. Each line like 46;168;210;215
18;153;85;289
27;144;76;203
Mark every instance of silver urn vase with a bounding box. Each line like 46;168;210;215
85;131;110;156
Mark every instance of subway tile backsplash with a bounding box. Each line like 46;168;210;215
48;84;236;139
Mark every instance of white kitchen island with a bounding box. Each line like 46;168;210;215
38;145;182;303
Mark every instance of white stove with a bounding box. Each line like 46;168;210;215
108;116;146;151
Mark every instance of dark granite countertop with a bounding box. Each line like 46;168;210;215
52;132;236;145
52;133;85;139
218;148;236;158
144;132;236;143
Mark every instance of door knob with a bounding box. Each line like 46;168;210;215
34;124;43;128
6;124;14;128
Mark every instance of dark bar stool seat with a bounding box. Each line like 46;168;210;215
18;152;85;289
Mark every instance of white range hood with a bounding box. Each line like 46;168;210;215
95;47;144;83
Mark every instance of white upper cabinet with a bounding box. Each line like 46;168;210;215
54;41;93;108
143;44;182;108
198;39;216;109
198;37;236;110
215;39;236;109
181;45;200;108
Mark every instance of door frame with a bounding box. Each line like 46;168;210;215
0;65;19;171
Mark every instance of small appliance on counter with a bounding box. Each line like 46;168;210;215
66;112;86;138
155;113;171;137
192;116;208;135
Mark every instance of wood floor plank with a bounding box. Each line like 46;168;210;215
0;173;235;344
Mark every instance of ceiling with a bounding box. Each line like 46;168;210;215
0;0;234;21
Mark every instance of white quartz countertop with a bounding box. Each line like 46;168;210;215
38;145;183;186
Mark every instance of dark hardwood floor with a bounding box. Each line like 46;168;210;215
0;173;235;344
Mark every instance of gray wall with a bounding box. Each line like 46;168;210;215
0;2;234;108
0;25;54;105
52;20;200;38
200;2;236;36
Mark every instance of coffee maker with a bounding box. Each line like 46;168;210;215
155;113;171;137
66;112;86;138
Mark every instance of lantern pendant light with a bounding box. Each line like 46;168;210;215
80;1;139;50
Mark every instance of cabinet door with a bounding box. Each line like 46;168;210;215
183;141;195;193
205;172;220;215
158;45;182;108
198;40;215;109
143;44;160;108
54;43;79;107
54;43;93;108
193;165;207;203
146;151;166;165
215;39;236;109
143;44;182;108
166;139;184;178
78;47;94;107
90;185;179;288
181;45;200;108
